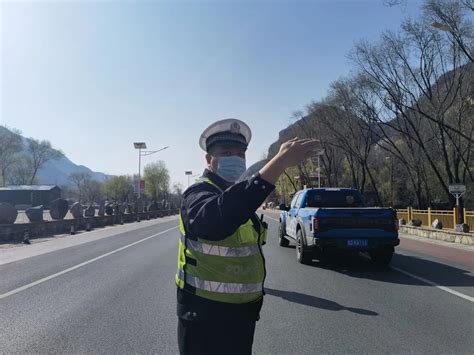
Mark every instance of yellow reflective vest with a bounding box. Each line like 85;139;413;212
176;177;267;304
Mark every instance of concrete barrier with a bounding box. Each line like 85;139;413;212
0;209;179;244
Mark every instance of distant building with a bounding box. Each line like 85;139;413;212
0;185;61;208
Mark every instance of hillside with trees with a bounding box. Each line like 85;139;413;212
0;125;109;187
267;0;473;209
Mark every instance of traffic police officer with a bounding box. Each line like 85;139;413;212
176;118;320;354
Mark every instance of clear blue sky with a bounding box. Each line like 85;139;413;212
1;0;422;189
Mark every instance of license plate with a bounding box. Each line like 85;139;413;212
347;239;368;247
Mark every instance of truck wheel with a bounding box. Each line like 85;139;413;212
279;223;289;247
296;229;312;265
313;248;326;264
370;250;393;266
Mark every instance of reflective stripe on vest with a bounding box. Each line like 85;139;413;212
177;176;266;303
177;269;262;294
180;234;261;257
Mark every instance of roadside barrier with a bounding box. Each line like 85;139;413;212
397;207;472;231
464;210;474;229
0;209;179;244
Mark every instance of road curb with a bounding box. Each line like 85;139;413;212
399;225;473;245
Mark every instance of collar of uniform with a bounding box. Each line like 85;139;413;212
203;169;232;190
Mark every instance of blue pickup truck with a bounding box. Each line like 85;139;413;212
279;188;399;265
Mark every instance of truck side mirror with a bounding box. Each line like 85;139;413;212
279;203;289;211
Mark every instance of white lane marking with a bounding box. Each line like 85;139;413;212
0;226;179;301
390;266;474;303
263;215;474;303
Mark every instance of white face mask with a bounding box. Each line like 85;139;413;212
216;156;247;182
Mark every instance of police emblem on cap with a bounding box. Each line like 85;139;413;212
230;122;240;133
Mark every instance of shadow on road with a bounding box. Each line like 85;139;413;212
310;252;474;288
265;287;378;316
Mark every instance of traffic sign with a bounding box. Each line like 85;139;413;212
449;184;466;208
449;184;466;194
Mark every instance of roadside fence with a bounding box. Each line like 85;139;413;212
396;207;472;231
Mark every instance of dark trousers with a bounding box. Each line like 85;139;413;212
177;317;257;355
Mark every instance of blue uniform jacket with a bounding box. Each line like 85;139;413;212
177;169;275;322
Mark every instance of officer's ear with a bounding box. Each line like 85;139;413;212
205;153;212;166
206;153;218;171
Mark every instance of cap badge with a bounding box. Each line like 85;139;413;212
230;122;240;133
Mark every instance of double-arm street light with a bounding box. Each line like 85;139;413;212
133;142;169;198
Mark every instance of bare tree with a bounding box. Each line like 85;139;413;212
424;0;474;62
69;172;92;203
461;0;474;11
0;127;23;186
329;78;383;202
83;179;103;204
350;15;473;205
289;109;346;188
271;0;473;208
305;89;381;204
26;139;63;185
344;74;438;207
8;156;34;185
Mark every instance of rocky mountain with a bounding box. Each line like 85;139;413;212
266;62;474;159
0;125;109;186
38;158;109;186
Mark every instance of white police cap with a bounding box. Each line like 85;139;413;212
199;118;252;152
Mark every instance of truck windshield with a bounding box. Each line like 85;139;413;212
305;190;363;208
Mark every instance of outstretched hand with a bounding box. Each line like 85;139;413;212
276;137;322;169
259;137;322;185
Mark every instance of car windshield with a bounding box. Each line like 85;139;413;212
305;190;363;208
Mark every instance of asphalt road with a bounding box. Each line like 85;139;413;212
0;212;473;354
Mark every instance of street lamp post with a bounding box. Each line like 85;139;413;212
185;171;192;188
311;149;325;188
134;142;146;199
185;171;200;187
385;156;394;206
317;154;321;188
133;142;169;199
